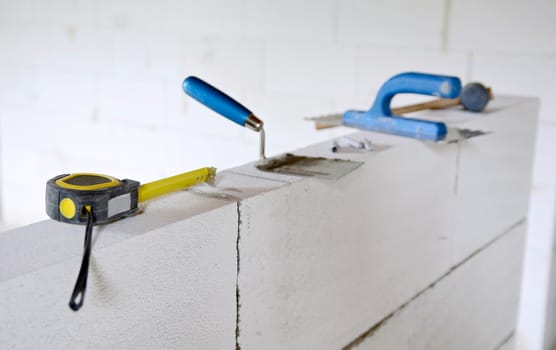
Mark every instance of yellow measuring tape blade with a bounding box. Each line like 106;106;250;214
138;167;216;203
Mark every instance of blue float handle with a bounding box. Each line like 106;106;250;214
369;72;461;117
343;72;462;141
182;76;252;127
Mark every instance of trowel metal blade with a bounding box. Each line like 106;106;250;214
256;153;363;180
442;128;489;143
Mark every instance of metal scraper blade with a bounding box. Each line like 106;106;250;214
441;128;490;143
256;153;363;180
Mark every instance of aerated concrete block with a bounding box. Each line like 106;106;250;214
351;222;525;350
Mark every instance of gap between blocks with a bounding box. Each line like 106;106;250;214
342;218;526;350
235;201;242;350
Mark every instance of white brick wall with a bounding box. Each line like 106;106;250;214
337;0;446;49
0;0;555;348
243;0;337;43
449;0;556;55
167;0;243;38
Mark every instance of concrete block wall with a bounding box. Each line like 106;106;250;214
0;97;538;349
0;0;554;348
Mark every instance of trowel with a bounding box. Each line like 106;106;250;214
182;76;363;180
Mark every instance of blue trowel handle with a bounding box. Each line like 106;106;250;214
370;72;462;117
183;76;263;131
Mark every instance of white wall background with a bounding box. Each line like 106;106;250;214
0;0;554;348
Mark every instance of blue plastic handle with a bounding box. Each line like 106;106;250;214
183;76;252;127
343;72;462;141
343;112;448;140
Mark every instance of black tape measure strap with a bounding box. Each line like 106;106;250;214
69;207;94;311
46;173;140;225
44;173;140;311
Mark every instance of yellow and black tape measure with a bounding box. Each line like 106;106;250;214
46;167;216;225
46;173;140;225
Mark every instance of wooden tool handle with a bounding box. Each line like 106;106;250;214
392;97;461;115
315;122;340;130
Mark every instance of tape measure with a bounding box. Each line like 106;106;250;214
46;167;215;225
46;167;216;311
46;173;139;225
